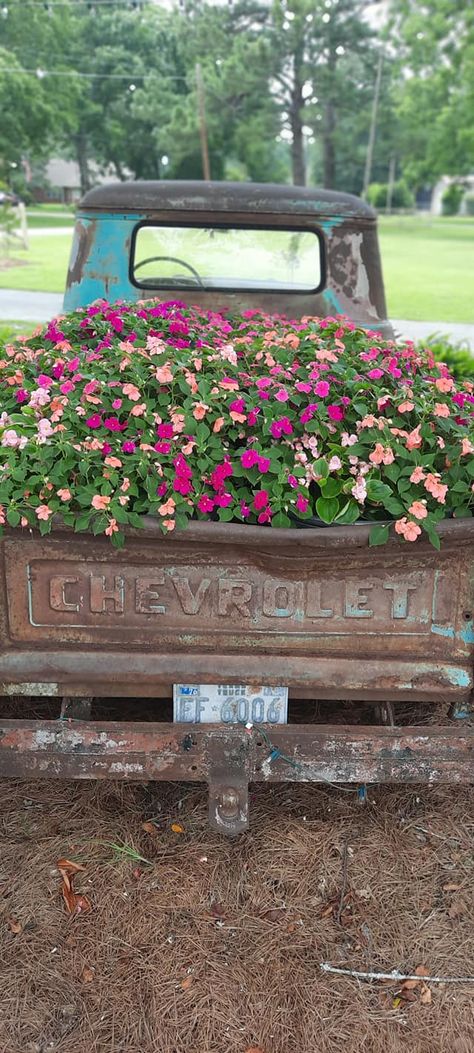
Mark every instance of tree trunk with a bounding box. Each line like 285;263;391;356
75;133;91;195
290;39;305;186
323;101;336;188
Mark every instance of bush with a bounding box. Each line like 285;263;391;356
441;183;464;216
422;334;474;383
463;192;474;216
366;180;415;210
0;301;472;549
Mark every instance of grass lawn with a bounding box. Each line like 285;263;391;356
1;215;473;324
0;232;72;293
378;214;474;324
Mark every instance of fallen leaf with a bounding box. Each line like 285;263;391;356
392;995;403;1009
420;983;432;1005
58;860;92;916
210;902;226;918
415;965;429;978
56;858;86;876
448;898;467;919
65;934;77;948
443;883;461;892
181;976;194;991
286;922;297;934
81;965;95;984
132;867;142;880
6;916;22;935
245;1047;265;1053
400;979;419;992
171;822;184;834
142;821;158;835
261;908;285;922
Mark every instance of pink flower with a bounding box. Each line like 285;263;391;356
395;517;422;542
341;432;358;447
198;495;215;514
91;495;111;511
159;498;176;517
300;403;318;424
327;404;344;421
314;380;330;397
434;403;450;418
35;504;53;521
435;376;454;392
193;402;208;420
241;450;259;469
351;475;367;503
410;466;426;484
105;518;119;536
461;438;474;456
154;362;174;385
122;383;141;402
295;494;309;513
112;399;122;410
257;456;271;473
406;426;422;451
275;388;289;402
408;500;428;520
86;414;102;429
104;456;123;469
163;519;176;532
398;400;414;413
424;474;448;504
367;368;384;380
369;443;394;466
57;488;72;502
328;455;342;471
253;490;269;511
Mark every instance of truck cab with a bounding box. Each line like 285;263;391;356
64;180;392;338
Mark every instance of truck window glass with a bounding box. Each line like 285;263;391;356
131;224;323;292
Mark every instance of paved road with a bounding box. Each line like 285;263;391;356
0;290;473;348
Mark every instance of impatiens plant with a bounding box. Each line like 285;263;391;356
0;299;472;548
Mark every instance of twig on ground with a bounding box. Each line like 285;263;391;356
320;964;474;983
336;836;349;925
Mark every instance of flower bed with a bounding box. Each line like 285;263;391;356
0;299;472;548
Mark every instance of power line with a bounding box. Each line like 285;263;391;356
0;66;188;80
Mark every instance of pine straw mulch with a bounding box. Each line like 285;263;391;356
0;773;473;1053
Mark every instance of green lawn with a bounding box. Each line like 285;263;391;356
0;232;72;292
1;215;473;324
378;215;474;324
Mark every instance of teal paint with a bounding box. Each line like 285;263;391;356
460;620;474;645
446;667;471;689
323;288;343;313
64;212;140;311
431;624;455;640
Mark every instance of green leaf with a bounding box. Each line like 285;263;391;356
320;477;342;498
315;496;339;523
272;511;291;528
369;523;390;547
383;463;401;483
366;480;393;503
312;457;329;479
335;500;361;524
6;508;20;528
384;497;406;516
218;507;235;522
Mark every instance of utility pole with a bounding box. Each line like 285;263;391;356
362;52;383;200
195;63;211;181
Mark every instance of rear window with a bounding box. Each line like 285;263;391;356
131;223;323;293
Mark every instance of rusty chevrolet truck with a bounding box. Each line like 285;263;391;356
0;181;472;834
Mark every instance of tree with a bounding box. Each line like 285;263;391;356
389;0;474;186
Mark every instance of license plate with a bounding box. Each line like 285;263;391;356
173;684;288;725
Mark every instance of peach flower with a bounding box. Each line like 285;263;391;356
91;494;111;511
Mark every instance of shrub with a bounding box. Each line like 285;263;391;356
441;183;464;216
0;300;472;549
423;334;474;383
366;180;415;210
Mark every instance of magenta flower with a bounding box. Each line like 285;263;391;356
275;388;289;402
198;495;214;513
15;389;28;404
257;508;272;524
327;404;344;421
122;440;136;453
214;492;232;507
295;495;309;513
367;368;384;380
257;456;271;473
253;490;269;511
157;483;168;497
157;423;174;439
300;403;318;424
104;416;124;432
229;398;246;414
174;475;193;495
241;449;259;469
86;414;102;429
240;501;250;518
154;441;171;454
314;380;330;397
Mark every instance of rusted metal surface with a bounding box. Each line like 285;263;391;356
0;720;472;785
63;179;391;336
0;520;472;704
78;181;376;219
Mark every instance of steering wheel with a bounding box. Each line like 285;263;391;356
134;255;204;287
